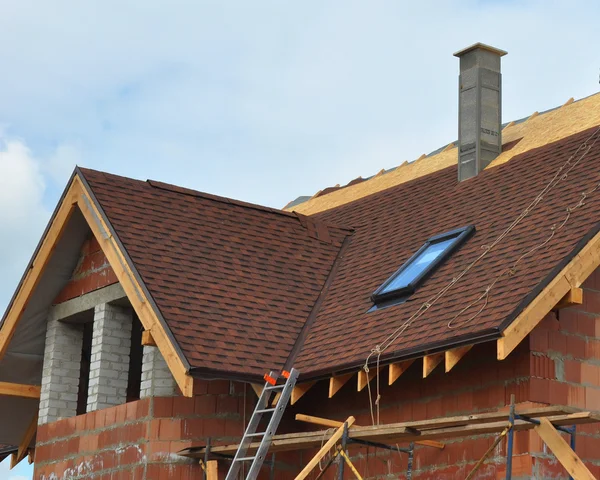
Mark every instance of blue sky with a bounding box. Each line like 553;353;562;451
1;1;599;478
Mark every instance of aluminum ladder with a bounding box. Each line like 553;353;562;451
225;368;299;480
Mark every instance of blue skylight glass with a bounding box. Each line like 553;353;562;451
372;225;475;306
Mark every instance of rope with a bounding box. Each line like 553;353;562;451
362;126;600;425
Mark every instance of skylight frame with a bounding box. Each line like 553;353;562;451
371;225;475;305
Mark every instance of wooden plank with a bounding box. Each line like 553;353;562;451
329;373;353;398
294;417;355;480
141;330;157;347
291;382;316;405
11;413;38;469
445;345;473;373
554;288;583;310
423;353;443;378
295;413;444;449
250;383;263;398
0;186;78;361
534;417;595;480
206;460;218;480
357;370;376;392
0;382;41;399
74;177;194;397
388;360;414;385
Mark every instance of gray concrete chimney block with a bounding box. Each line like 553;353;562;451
454;43;507;181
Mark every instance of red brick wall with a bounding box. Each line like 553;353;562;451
34;380;255;480
54;234;118;304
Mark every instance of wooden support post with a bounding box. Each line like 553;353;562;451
294;417;356;480
329;374;352;398
206;460;218;480
445;346;472;373
388;360;414;385
534;418;595;480
554;288;583;310
291;382;315;405
0;382;41;399
423;353;443;378
10;413;38;469
141;330;157;346
357;370;376;392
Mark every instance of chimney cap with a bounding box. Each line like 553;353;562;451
453;42;507;58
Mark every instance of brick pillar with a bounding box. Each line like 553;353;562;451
140;346;177;397
39;317;83;425
87;303;133;411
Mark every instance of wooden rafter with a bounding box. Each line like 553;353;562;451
291;382;315;405
423;353;443;378
498;227;600;360
388;360;414;385
0;382;41;399
329;373;353;398
0;175;194;397
141;330;157;347
445;345;472;373
250;383;263;397
10;412;38;469
534;417;595;480
357;369;376;392
554;287;583;310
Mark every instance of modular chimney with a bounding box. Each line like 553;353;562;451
454;43;507;181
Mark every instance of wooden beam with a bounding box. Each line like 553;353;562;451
294;416;355;480
0;382;41;399
141;330;157;347
74;176;194;396
554;287;583;310
534;417;595;480
329;373;352;398
445;345;473;373
250;383;263;398
295;413;444;450
0;186;78;361
423;353;443;378
388;360;414;385
206;460;218;480
11;413;38;469
357;370;376;392
291;381;315;405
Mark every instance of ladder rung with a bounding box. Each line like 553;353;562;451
256;408;276;413
235;456;256;462
264;384;285;390
246;432;266;437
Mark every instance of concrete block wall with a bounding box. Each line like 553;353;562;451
87;303;133;412
39;316;84;425
140;346;177;398
34;380;255;480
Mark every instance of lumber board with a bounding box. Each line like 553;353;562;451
291;381;315;405
388;360;414;385
75;177;194;397
329;373;353;398
179;408;593;458
554;287;583;310
206;460;218;480
0;382;41;399
534;417;595;480
423;353;443;378
294;417;355;480
445;345;472;373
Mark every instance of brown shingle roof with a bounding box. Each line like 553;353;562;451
294;125;600;376
79;124;600;380
79;169;351;379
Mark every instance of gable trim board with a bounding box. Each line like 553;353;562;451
0;172;194;397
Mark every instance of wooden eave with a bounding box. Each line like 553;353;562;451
0;172;194;397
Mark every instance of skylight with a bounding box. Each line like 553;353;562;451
372;225;475;305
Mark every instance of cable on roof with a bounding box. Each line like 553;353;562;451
363;125;600;427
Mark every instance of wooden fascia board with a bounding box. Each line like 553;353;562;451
74;175;194;396
498;227;600;360
0;382;41;399
0;185;78;360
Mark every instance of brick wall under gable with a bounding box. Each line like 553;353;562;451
54;234;118;305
